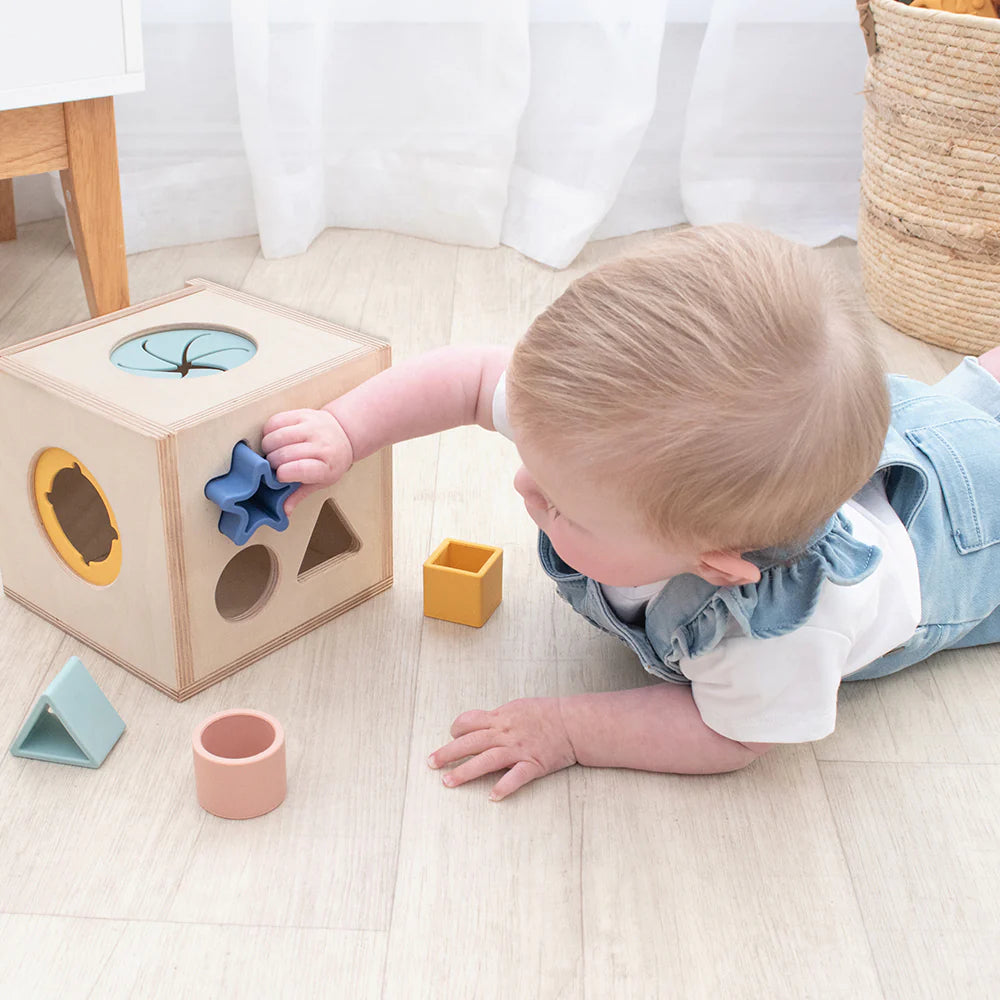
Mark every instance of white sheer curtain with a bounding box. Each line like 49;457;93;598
16;0;868;268
680;0;871;246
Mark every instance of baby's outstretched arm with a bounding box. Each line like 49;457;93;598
262;345;509;511
428;685;772;801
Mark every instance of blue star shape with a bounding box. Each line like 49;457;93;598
204;441;301;545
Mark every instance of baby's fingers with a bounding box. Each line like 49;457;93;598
273;457;335;486
262;409;310;440
266;440;329;474
427;730;495;770
449;709;493;739
439;747;514;789
262;426;307;457
489;761;543;802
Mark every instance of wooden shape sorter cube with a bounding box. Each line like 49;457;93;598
0;280;391;700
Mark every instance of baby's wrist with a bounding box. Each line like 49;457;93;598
320;402;357;466
554;693;598;766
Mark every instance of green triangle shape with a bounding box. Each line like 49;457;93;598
9;656;125;769
15;704;90;764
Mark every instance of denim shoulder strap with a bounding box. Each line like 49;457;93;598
646;513;882;664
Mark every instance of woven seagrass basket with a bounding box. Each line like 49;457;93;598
858;0;1000;354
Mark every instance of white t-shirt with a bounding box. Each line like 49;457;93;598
679;479;920;744
492;373;922;744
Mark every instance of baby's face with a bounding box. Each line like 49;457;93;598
512;436;698;587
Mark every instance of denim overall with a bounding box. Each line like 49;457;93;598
538;359;1000;684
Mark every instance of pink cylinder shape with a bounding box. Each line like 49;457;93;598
192;709;286;819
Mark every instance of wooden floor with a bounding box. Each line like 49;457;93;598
1;220;998;1000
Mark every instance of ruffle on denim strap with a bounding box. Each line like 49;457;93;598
647;512;883;664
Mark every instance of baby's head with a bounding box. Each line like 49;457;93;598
506;224;889;587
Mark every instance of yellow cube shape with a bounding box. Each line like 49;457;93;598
423;539;502;628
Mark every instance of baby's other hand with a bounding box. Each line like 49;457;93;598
427;697;577;801
261;408;353;514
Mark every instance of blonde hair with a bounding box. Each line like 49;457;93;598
507;225;889;552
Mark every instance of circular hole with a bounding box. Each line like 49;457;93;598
110;326;257;379
200;714;276;759
32;447;122;586
215;545;277;621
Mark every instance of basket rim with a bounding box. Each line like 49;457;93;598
870;0;1000;35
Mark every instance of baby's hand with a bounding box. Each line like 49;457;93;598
427;697;577;801
261;408;354;514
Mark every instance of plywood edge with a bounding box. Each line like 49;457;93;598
0;359;171;437
175;576;394;700
185;278;391;351
3;587;182;700
158;436;195;690
381;445;393;580
167;349;375;431
0;285;203;359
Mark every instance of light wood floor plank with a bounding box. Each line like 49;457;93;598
1;659;214;920
239;228;450;342
0;232;260;350
819;647;1000;765
96;922;386;999
928;645;1000;762
578;748;884;998
93;923;385;1000
0;913;385;1000
382;243;585;999
818;659;969;764
822;761;1000;1000
0;913;127;1000
0;218;69;324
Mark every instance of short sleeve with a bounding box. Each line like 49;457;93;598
673;480;920;745
683;626;850;744
492;370;514;440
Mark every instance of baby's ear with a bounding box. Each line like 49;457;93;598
695;550;761;588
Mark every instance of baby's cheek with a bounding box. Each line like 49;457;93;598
572;543;628;583
526;507;547;531
547;528;589;570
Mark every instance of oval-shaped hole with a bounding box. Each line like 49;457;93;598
215;545;277;621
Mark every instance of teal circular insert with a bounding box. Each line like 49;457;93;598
110;328;256;379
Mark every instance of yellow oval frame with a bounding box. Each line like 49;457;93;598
33;447;122;586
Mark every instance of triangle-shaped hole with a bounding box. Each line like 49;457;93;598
298;500;361;579
16;705;90;764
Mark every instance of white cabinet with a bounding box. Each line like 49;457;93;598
0;0;144;111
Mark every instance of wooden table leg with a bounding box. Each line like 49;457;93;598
60;97;129;317
0;179;15;241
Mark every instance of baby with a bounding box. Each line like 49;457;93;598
262;225;1000;801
